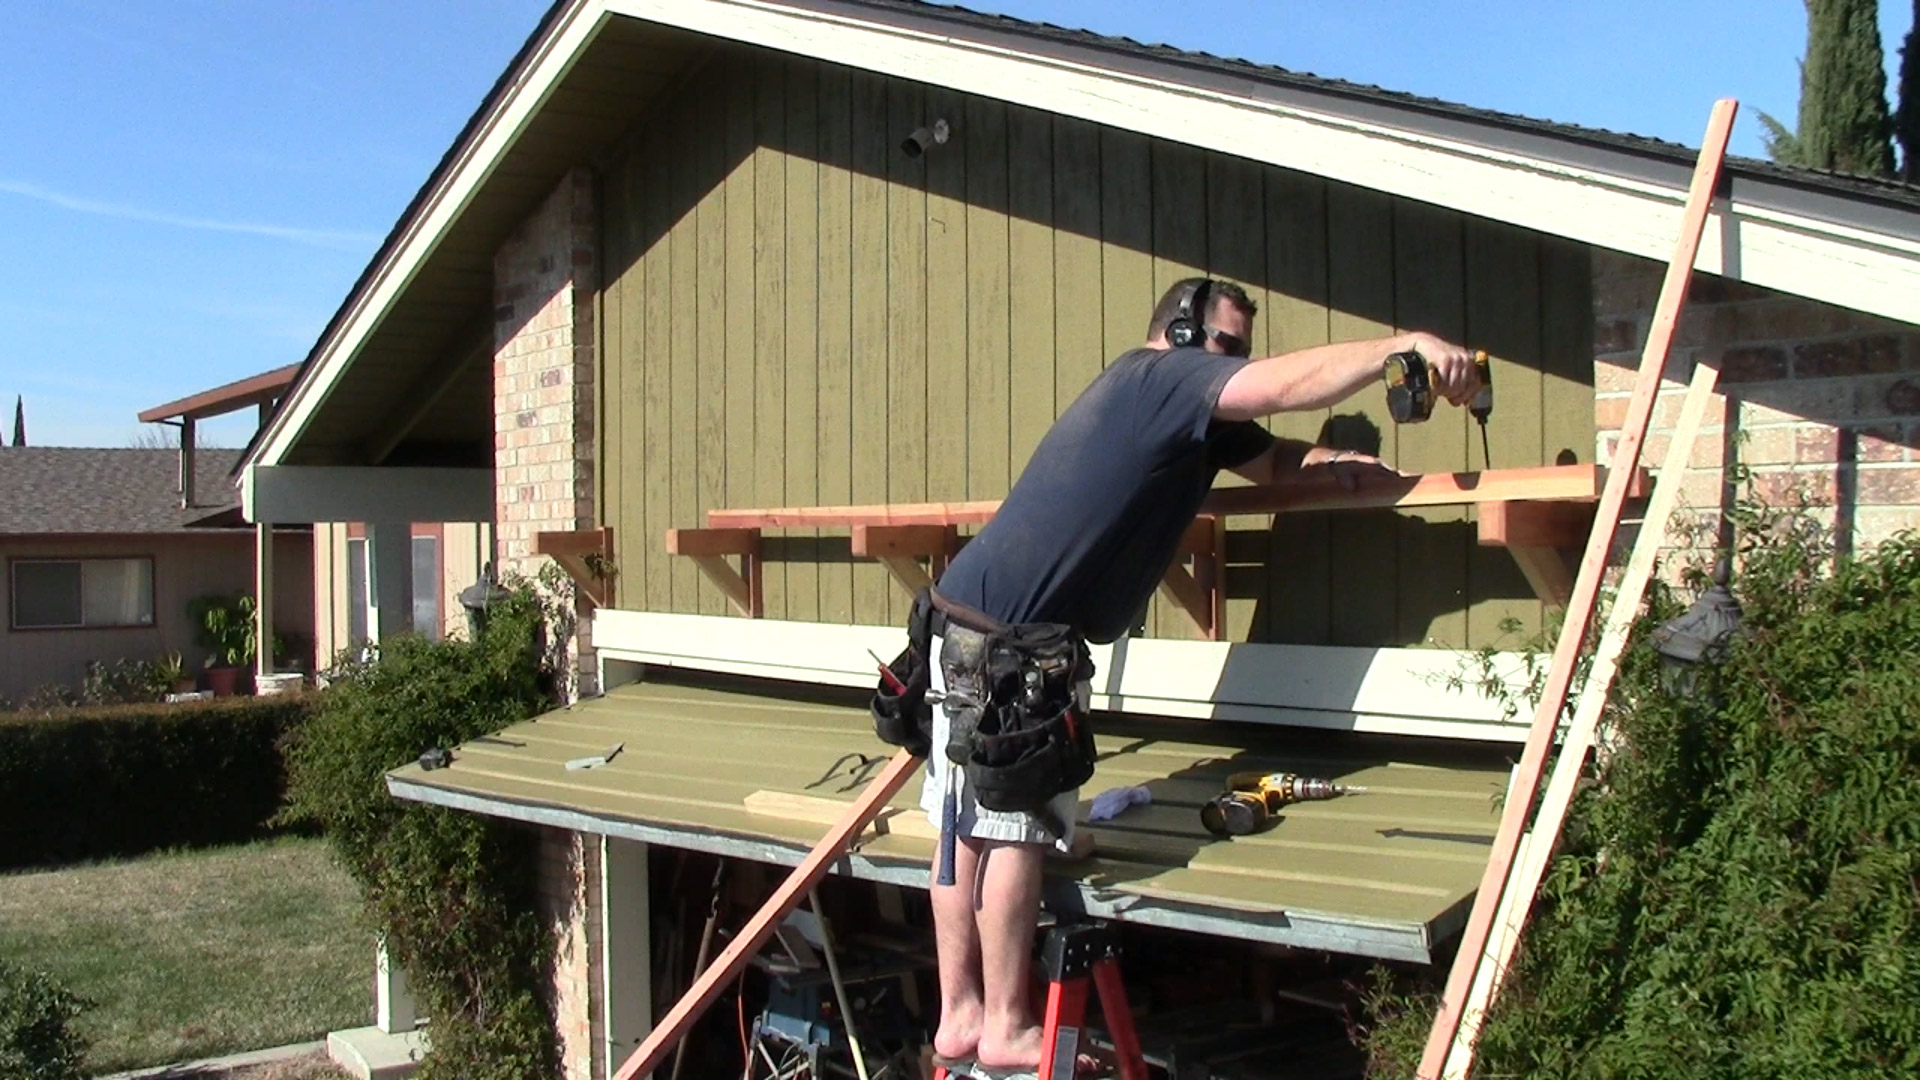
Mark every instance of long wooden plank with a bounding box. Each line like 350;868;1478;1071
1416;98;1738;1079
610;748;921;1080
1444;351;1727;1078
704;464;1636;527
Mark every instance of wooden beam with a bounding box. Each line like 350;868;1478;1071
744;789;940;844
611;749;922;1080
1156;564;1214;641
851;524;957;597
1477;502;1596;549
704;465;1647;529
242;465;493;524
1418;98;1738;1079
1447;353;1729;1077
665;529;762;617
1504;547;1575;608
536;527;616;607
1478;503;1593;608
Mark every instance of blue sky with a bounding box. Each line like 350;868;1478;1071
1;1;1912;448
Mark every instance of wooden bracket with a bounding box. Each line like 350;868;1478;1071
1156;515;1226;640
665;528;763;617
851;524;958;596
1476;502;1599;608
533;527;616;607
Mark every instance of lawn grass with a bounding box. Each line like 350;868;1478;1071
0;835;368;1074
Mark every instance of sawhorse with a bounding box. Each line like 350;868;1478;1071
935;921;1149;1080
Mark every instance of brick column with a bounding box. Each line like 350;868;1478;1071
538;827;604;1080
494;166;597;697
1592;249;1920;562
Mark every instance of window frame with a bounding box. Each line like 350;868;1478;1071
8;556;159;632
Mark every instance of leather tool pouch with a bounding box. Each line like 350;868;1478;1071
870;589;935;758
963;622;1097;814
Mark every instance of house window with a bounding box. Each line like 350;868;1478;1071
412;534;440;641
10;558;155;630
344;531;442;642
346;538;368;645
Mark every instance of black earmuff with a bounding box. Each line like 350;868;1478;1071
1165;279;1213;349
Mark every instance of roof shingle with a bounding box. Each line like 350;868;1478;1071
0;448;243;536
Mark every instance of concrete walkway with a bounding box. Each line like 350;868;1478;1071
96;1039;327;1079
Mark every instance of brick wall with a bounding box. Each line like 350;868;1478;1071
538;826;604;1080
494;166;598;698
1592;249;1920;560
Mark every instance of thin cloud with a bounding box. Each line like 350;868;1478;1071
0;178;379;252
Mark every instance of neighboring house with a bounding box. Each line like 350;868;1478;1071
311;520;488;664
236;1;1920;1076
0;448;313;703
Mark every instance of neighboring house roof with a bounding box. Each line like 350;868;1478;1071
0;448;243;536
138;363;299;424
245;0;1920;471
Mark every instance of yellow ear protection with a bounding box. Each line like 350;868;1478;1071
1164;279;1213;349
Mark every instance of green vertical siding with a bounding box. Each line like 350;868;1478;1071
599;50;1593;648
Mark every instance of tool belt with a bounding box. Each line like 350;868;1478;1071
871;589;1097;814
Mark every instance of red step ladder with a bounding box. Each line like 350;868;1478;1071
936;921;1150;1080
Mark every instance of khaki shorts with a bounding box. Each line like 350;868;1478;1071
918;630;1082;853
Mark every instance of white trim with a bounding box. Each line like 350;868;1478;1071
254;0;1920;470
597;836;651;1074
590;609;1532;742
251;0;606;469
242;465;494;524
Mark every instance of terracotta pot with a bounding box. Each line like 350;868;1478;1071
205;666;252;698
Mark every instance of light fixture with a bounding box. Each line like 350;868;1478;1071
901;118;950;157
1650;557;1744;692
458;561;514;639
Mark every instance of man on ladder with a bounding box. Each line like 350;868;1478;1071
873;279;1482;1078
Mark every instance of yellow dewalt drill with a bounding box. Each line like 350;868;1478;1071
1199;771;1366;837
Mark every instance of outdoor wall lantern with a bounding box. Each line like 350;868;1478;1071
901;118;950;157
458;561;514;639
1650;557;1744;695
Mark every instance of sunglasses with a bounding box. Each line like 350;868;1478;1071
1203;326;1250;358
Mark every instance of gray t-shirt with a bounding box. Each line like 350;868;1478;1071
935;346;1274;643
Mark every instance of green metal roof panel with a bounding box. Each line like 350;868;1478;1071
387;677;1509;961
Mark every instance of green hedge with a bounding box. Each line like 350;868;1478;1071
0;695;314;869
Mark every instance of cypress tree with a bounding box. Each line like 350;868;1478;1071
1760;0;1895;176
1898;1;1918;180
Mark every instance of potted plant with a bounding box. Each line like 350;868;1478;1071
154;651;195;695
190;593;257;697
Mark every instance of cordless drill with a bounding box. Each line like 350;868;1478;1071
1383;349;1496;468
1199;771;1367;837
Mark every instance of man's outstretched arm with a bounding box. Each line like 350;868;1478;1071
1214;331;1480;422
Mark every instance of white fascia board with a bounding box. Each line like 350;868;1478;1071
591;609;1532;741
607;0;1920;324
251;0;609;470
243;465;494;524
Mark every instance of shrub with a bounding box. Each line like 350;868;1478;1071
0;960;89;1080
1360;513;1920;1077
281;584;561;1080
0;695;314;868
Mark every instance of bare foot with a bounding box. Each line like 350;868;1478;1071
933;1000;983;1064
976;1022;1044;1071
